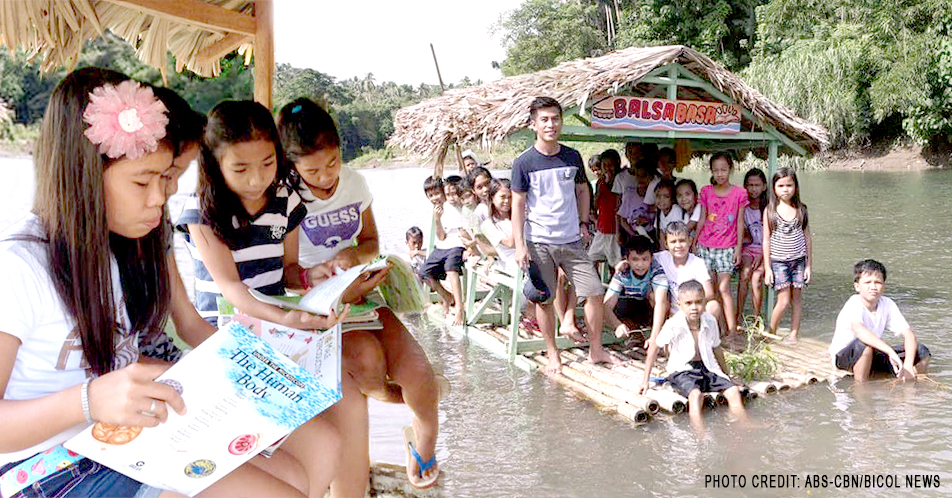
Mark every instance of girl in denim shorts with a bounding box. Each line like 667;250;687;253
763;167;813;343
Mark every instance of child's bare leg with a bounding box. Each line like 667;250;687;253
446;270;465;326
249;449;309;495
536;301;562;374
769;287;791;334
852;346;875;382
787;287;802;342
687;389;705;433
717;273;737;335
425;275;452;315
343;330;402;403
320;376;370;498
736;264;751;325
751;267;765;318
200;461;307;498
723;386;748;422
584;294;615;364
375;308;440;485
555;273;582;341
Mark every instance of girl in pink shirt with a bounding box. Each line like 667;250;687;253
695;153;748;340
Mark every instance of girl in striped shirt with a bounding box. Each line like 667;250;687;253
763;167;812;343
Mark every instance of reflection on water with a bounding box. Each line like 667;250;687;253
2;158;950;497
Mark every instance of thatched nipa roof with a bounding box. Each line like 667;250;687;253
390;45;829;160
0;0;257;78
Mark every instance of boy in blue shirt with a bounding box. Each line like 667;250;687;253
603;235;669;343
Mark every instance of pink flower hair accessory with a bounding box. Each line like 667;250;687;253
83;80;169;160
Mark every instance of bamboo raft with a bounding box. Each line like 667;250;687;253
426;272;845;426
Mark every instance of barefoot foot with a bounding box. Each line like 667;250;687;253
543;349;563;375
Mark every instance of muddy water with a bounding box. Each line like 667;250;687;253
3;158;950;497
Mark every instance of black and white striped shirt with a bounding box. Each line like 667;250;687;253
768;211;807;262
175;186;306;319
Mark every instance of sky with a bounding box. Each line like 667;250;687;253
273;0;520;86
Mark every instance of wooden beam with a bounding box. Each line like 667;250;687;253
253;0;273;108
103;0;255;36
196;33;249;63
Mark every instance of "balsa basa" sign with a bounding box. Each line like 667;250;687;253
592;96;741;134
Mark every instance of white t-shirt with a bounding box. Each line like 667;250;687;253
297;166;373;267
829;295;910;356
656;311;726;378
481;217;516;273
0;215;136;465
653;251;711;311
681;204;702;224
656;205;685;234
434;203;465;250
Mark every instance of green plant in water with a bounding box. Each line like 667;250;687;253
725;315;780;383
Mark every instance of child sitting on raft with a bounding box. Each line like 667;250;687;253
653;222;717;317
420;176;466;326
277;98;442;489
639;280;748;431
480;178;517;273
829;259;930;383
603;235;668;341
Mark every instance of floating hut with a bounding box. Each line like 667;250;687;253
0;1;435;494
394;45;835;426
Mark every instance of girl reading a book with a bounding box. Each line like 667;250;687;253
175;100;362;497
0;68;317;498
278;98;442;490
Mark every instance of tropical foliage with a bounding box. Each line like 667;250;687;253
494;0;952;148
0;32;451;161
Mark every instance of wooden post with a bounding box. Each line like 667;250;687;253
765;140;778;321
253;0;274;108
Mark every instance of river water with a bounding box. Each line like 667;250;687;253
2;158;950;497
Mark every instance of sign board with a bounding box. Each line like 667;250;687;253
592;96;741;134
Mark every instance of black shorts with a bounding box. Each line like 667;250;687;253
834;338;931;372
420;247;464;281
668;361;734;397
613;297;651;327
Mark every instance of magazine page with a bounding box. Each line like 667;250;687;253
250;258;390;316
65;322;339;497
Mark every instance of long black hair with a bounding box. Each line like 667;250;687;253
32;67;172;375
765;167;808;232
198;100;288;247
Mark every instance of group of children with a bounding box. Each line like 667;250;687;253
0;67;443;498
409;96;931;430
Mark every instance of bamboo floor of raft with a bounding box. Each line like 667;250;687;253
426;304;847;426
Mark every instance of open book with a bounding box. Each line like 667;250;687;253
65;322;341;497
250;258;390;316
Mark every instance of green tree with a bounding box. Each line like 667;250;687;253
494;0;609;76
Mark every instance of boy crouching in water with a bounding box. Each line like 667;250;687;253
829;259;930;382
603;235;669;343
639;280;747;430
420;176;466;325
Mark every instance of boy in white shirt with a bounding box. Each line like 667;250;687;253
829;259;930;382
420;176;466;325
652;221;721;321
638;280;747;430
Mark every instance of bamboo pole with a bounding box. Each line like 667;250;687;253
749;381;777;395
252;0;273;108
523;354;649;424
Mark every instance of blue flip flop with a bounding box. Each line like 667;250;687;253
403;426;439;488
